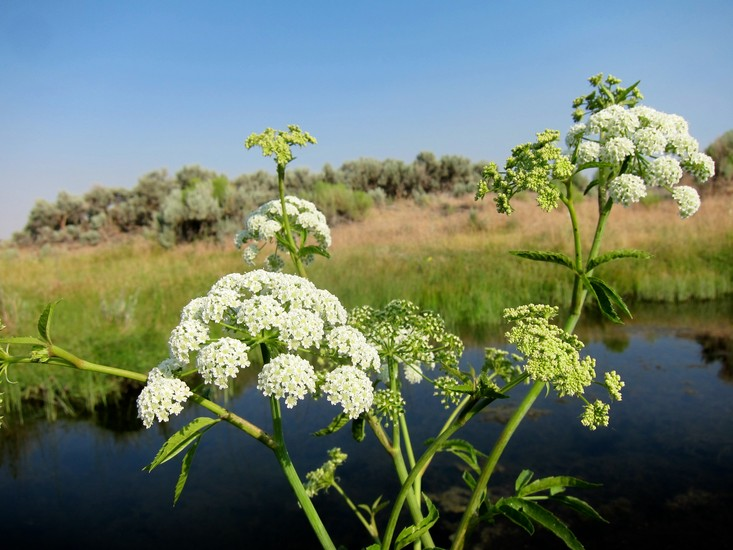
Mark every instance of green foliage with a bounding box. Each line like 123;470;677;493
487;470;606;550
306;181;373;222
705;129;733;193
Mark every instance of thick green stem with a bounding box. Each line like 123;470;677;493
46;344;278;449
259;341;334;550
270;394;336;550
381;373;529;550
449;381;545;550
450;186;614;549
277;164;308;278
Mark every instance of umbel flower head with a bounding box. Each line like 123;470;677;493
245;124;317;168
503;304;622;430
479;73;715;219
136;270;380;427
349;299;463;385
234;195;331;270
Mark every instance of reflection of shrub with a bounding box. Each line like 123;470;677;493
307;181;373;222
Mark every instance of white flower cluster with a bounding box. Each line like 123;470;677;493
136;361;192;428
567;104;714;218
234;195;331;270
138;270;379;426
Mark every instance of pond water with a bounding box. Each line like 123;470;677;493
0;302;731;549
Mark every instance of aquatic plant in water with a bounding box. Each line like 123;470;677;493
0;74;714;549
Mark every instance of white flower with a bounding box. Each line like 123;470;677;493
565;123;587;148
278;308;325;351
667;133;700;159
246;213;282;240
600;136;635;165
180;297;208;322
576;141;600;165
257;354;316;408
326;325;381;372
196;337;251;389
312;289;348;327
242;244;259;266
682;152;715;182
588;105;639;137
169;319;209;364
633;127;667;156
137;366;192;428
671;186;701;219
236;295;285;334
202;287;240;324
609;174;647;206
321;365;374;419
646;156;682;187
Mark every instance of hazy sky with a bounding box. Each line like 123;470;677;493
1;0;731;239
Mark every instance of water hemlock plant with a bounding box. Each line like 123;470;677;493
0;74;715;549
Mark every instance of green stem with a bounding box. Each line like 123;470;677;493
449;380;545;550
277;164;308;278
46;344;278;447
450;185;614;549
260;342;334;550
269;394;336;550
332;481;381;543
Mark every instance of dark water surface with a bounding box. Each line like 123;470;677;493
1;303;731;550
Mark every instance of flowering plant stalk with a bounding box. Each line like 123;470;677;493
0;74;714;549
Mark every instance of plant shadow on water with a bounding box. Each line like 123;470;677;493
0;301;731;549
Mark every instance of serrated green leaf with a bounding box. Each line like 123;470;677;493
364;545;380;550
503;497;584;550
551;494;608;523
173;435;201;506
583;276;622;324
586;249;651;271
496;498;535;534
395;494;439;550
313;412;350;437
435;438;485;472
510;250;574;270
144;417;220;472
37;301;61;343
518;475;601;497
351;415;366;442
515;469;534;492
588;276;632;321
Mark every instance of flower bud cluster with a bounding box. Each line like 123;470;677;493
234;195;331;270
304;447;348;497
137;270;380;427
503;304;622;429
477;130;571;214
244;124;317;167
350;300;463;387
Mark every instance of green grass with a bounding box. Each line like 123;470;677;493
1;194;731;419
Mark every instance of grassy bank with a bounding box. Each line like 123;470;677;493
1;193;731;418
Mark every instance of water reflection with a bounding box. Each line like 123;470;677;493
0;302;731;549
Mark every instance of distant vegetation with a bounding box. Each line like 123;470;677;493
10;128;731;248
11;153;487;247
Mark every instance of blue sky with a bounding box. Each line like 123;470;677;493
1;0;731;239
